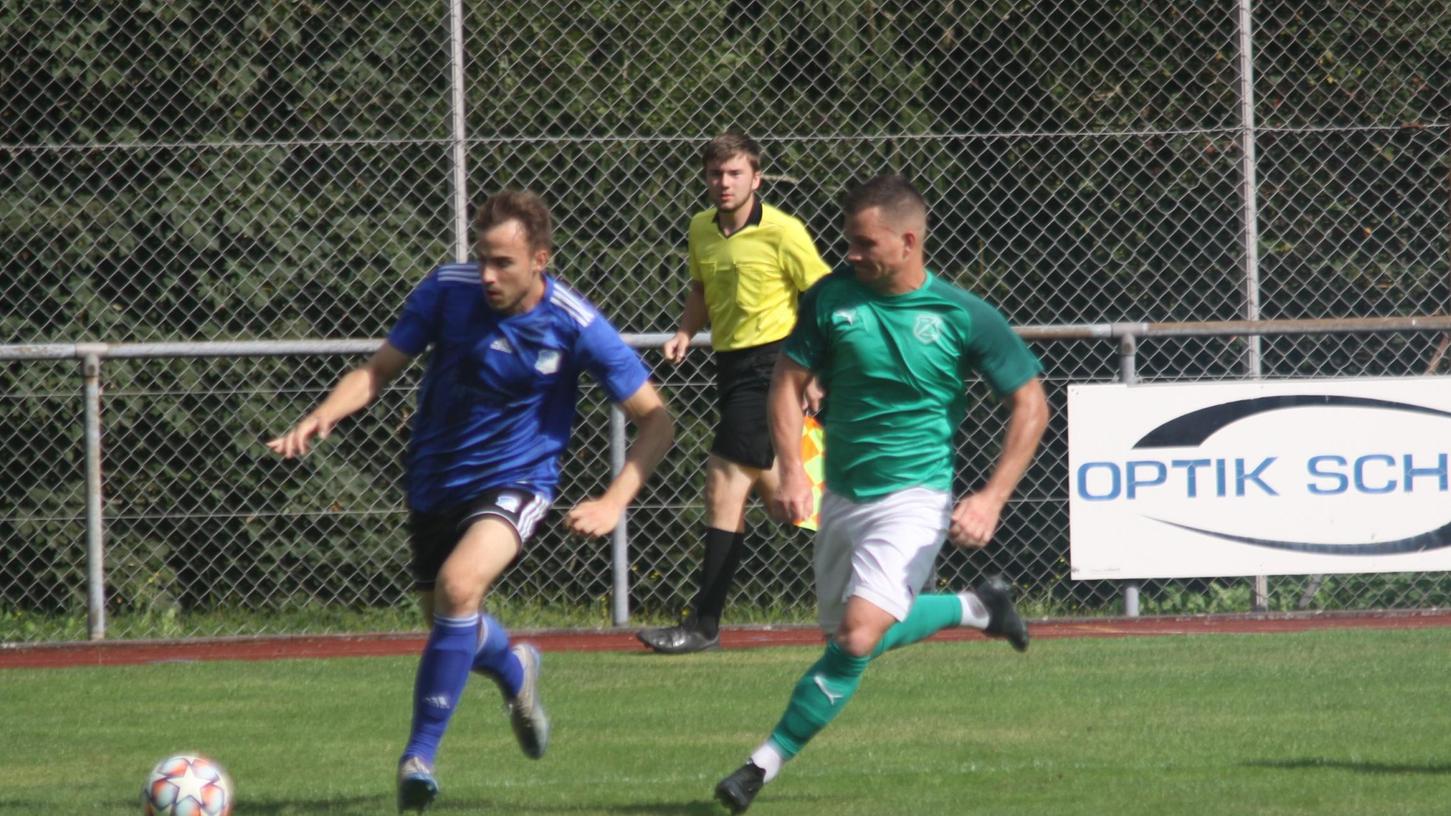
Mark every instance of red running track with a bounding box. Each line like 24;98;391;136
4;610;1449;670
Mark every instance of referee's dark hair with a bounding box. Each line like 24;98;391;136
701;130;762;172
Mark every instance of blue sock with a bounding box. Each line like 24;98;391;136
471;613;524;697
402;613;479;764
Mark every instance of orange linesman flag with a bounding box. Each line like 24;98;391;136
795;415;826;531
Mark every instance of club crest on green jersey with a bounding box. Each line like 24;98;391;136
913;314;943;344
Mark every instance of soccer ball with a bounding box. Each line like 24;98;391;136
141;754;234;816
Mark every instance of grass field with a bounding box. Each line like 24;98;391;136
3;628;1449;815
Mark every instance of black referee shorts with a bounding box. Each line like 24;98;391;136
710;340;783;470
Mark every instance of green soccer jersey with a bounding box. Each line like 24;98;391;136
784;268;1042;501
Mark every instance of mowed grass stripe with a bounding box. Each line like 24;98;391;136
2;627;1448;814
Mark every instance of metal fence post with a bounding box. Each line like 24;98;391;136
1237;0;1270;614
82;352;106;640
447;0;469;263
1117;331;1140;618
1237;0;1263;373
609;404;630;626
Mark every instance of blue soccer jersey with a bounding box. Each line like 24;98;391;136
386;263;650;512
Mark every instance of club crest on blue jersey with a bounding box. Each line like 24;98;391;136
535;350;561;374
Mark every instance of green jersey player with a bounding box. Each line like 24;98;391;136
714;174;1050;813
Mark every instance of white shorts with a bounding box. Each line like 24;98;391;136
814;486;953;633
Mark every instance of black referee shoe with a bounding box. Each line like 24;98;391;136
714;761;765;813
977;574;1029;652
636;623;720;654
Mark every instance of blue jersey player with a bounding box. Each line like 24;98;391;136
267;190;675;812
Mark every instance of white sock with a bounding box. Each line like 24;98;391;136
956;591;991;629
749;740;787;783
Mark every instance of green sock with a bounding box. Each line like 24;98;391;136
869;594;963;658
764;595;964;760
767;641;870;758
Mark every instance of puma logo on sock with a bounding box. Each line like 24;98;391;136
813;674;843;705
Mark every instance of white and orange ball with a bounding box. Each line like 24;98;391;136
141;754;233;816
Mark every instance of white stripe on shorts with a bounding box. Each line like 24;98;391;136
461;492;550;543
514;494;548;540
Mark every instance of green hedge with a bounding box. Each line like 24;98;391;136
2;2;1446;627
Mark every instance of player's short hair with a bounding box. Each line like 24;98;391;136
842;174;929;235
474;189;553;252
701;130;762;172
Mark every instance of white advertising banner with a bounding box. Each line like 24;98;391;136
1068;377;1451;580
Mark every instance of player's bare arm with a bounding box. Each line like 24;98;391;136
563;381;675;538
266;342;413;459
662;281;708;365
765;354;814;524
948;377;1049;549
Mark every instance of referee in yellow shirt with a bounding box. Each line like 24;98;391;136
639;131;830;654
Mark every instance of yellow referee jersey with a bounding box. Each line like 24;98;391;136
688;201;830;351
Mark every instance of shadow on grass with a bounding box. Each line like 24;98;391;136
1246;758;1451;775
398;799;723;815
100;789;791;814
183;797;726;815
598;802;724;815
120;795;384;814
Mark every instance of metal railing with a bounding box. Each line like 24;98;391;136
5;315;1449;642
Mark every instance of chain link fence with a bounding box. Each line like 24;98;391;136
2;1;1448;641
